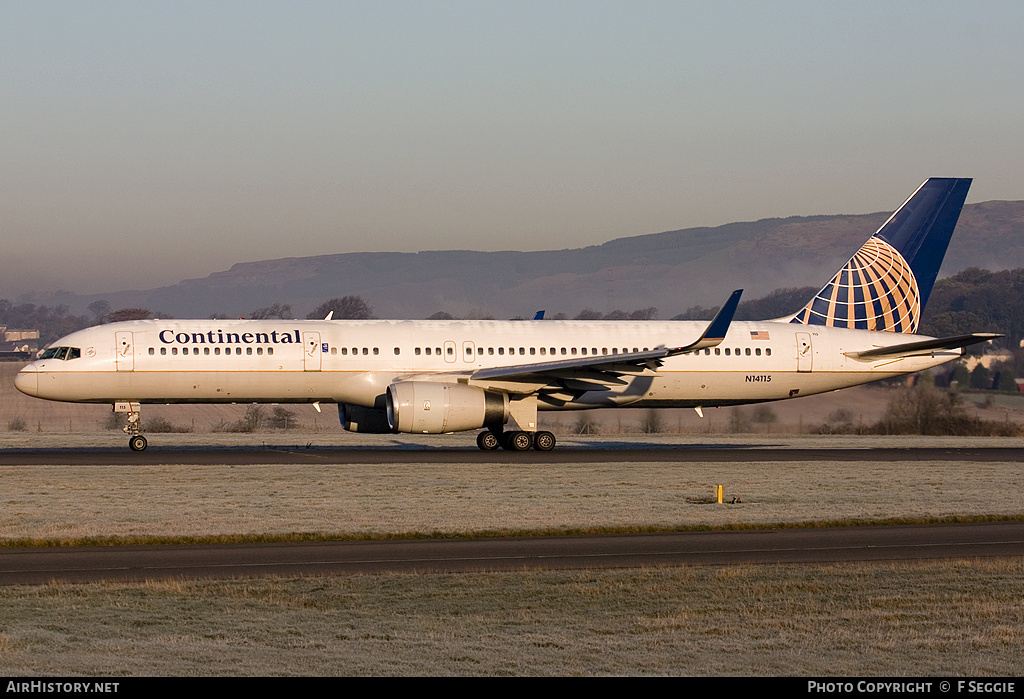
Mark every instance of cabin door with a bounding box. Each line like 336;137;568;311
796;332;813;373
115;331;134;371
303;331;322;371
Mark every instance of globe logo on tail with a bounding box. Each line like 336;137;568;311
791;237;921;333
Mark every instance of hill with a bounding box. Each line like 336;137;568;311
28;200;1024;320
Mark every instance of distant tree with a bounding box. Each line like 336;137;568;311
629;307;658;320
640;409;663;434
250;303;293;319
673;305;718;321
106;308;152;322
87;300;111;324
734;287;817;320
969;365;991;390
306;295;373;320
574;309;602;320
267;406;298;429
993;368;1018;392
426;311;456;320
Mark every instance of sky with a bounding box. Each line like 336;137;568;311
3;1;1024;298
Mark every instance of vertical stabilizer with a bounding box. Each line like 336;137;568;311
790;177;971;333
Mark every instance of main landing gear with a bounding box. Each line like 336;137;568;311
476;429;556;451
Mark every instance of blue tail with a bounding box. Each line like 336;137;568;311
790;177;972;333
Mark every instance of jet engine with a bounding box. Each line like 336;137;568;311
338;403;392;433
386;381;509;434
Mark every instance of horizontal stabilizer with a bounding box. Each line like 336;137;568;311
845;333;1001;360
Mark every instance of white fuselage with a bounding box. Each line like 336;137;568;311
15;318;959;411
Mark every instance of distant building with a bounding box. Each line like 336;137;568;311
0;326;40;360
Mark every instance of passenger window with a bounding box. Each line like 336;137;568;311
373;348;379;355
530;348;535;355
725;348;730;356
236;347;242;355
488;348;494;355
205;347;211;355
149;348;155;355
247;347;253;355
766;348;772;356
519;348;525;355
257;347;263;355
446;347;453;355
755;348;761;356
715;348;721;355
172;347;178;355
745;348;751;356
498;347;504;355
214;347;220;355
362;348;368;355
424;347;431;356
415;348;421;355
268;347;274;356
581;348;587;355
330;347;336;355
161;347;167;355
395;348;401;355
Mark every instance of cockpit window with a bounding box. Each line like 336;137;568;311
38;346;80;360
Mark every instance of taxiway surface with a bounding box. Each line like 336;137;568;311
1;445;1022;465
3;522;1024;585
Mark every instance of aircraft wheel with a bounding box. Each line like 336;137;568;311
129;435;148;452
533;431;556;451
505;431;533;451
477;431;500;451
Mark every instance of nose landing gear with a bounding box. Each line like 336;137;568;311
114;401;148;451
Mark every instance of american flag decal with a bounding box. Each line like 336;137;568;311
750;331;770;340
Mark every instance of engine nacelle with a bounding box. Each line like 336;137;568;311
338;403;392;433
386;381;509;434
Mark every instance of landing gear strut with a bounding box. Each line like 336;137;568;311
476;429;556;451
115;401;147;451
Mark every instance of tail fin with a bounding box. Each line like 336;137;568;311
790;177;972;333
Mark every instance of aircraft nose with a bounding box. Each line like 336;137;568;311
14;366;38;397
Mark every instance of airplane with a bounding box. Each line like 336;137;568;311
15;178;1000;452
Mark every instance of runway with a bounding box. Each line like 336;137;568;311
1;444;1022;465
3;521;1024;585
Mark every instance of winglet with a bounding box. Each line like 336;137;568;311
669;289;743;355
533;310;546;320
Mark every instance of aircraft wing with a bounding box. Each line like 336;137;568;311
470;290;743;383
844;333;1002;361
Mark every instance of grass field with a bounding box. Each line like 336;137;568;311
2;560;1023;675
